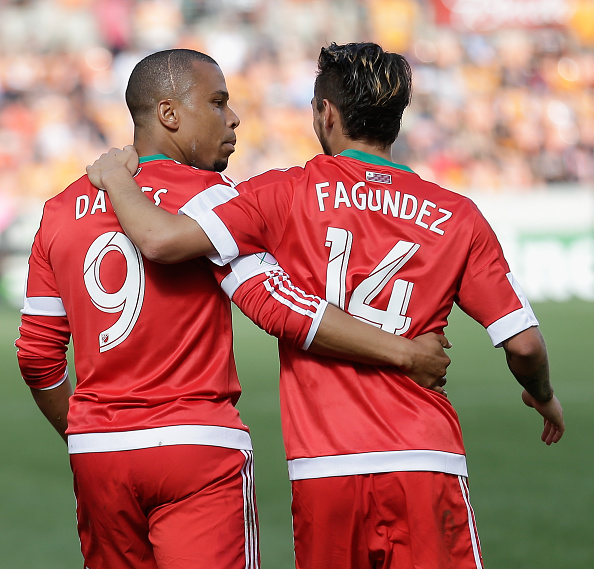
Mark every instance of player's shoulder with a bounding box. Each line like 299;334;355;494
239;163;306;192
410;172;481;211
44;174;91;210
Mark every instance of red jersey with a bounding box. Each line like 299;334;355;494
181;150;539;479
16;156;325;454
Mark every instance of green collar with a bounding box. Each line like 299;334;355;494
139;154;176;164
339;149;414;173
138;150;413;173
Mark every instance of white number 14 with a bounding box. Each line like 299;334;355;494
325;227;418;335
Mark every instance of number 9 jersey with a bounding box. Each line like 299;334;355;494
181;149;539;479
16;156;323;448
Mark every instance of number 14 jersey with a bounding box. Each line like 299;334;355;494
183;150;539;479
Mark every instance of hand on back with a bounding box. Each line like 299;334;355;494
406;333;451;395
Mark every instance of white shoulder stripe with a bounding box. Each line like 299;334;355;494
180;183;239;213
22;296;66;317
179;184;240;266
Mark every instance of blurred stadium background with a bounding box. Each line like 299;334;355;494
0;0;592;567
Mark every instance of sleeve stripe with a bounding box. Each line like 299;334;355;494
22;295;67;317
486;272;539;347
302;299;328;350
262;277;323;317
266;273;321;302
221;253;326;351
220;253;281;298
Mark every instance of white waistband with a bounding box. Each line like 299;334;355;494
287;449;468;480
68;425;252;454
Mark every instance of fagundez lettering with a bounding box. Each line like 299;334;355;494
315;181;452;235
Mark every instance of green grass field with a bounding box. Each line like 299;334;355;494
1;300;592;568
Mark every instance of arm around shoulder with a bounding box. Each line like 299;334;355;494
228;260;450;393
310;304;451;392
87;147;215;263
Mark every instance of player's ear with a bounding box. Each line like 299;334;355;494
157;99;180;131
322;99;338;130
322;99;342;130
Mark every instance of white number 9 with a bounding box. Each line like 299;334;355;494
83;232;145;352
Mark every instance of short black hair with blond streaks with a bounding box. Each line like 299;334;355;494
314;42;412;148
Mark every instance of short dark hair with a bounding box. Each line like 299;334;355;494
126;49;218;129
314;42;412;148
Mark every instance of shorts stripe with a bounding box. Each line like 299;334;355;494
458;475;484;568
241;450;259;569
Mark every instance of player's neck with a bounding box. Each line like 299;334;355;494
134;133;183;164
332;139;393;163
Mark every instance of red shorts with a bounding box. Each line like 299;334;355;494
70;445;259;569
291;471;483;569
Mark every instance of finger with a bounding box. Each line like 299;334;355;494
551;428;564;444
541;420;553;444
440;335;452;349
434;386;448;397
545;426;561;446
542;420;564;445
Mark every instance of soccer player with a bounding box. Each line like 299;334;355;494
87;43;565;569
16;49;452;569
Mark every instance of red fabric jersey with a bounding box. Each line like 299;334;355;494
182;150;539;478
16;156;324;445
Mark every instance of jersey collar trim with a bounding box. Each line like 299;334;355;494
139;154;176;164
338;149;414;173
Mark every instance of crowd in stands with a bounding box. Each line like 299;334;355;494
0;0;592;236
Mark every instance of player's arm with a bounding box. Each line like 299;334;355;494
457;207;564;444
224;257;450;392
29;379;73;444
503;327;565;445
17;314;73;444
86;146;213;263
17;224;74;445
312;304;450;390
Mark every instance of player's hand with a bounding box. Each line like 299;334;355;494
521;389;565;444
86;145;139;190
406;333;451;395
